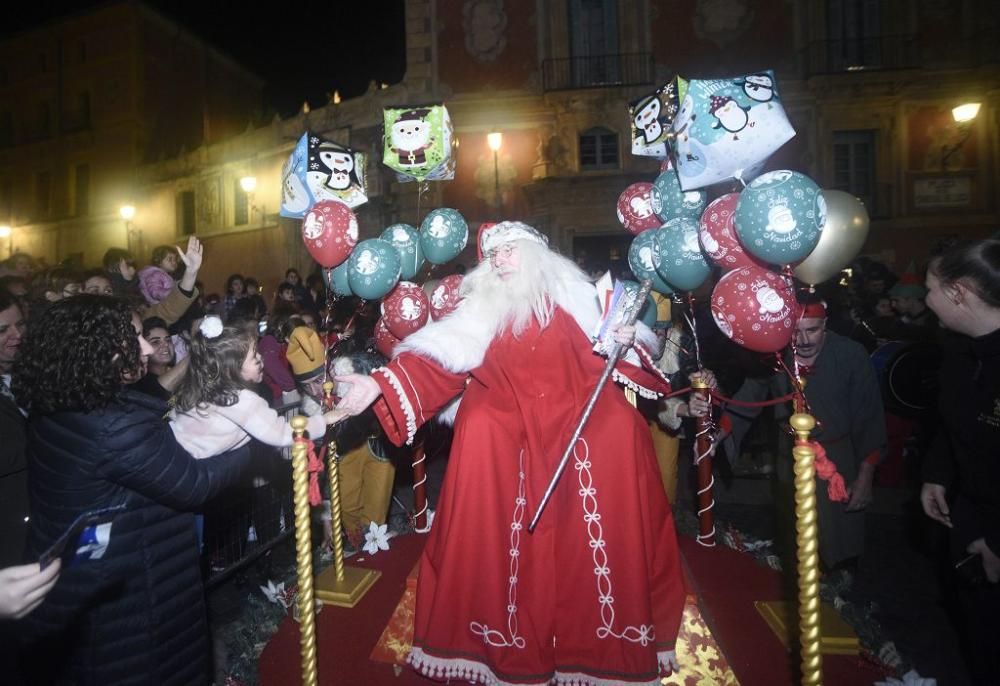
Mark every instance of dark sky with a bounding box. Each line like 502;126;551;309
2;1;408;117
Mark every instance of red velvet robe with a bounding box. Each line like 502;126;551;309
372;308;685;685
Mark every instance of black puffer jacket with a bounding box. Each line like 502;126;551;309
20;390;250;685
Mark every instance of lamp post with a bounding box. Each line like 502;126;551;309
942;102;981;171
0;225;11;258
120;204;139;255
487;131;503;219
240;175;259;225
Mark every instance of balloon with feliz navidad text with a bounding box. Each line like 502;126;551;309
616;183;661;235
428;274;464;320
652;218;711;292
301;200;358;268
346;238;402;300
793;190;870;285
628;230;674;295
734;170;825;266
619;280;658;328
374;318;403;358
651;167;707;223
710;266;799;353
670;70;795;191
698;193;766;272
420;208;469;265
326;261;353;297
381;281;430;339
381;223;425;280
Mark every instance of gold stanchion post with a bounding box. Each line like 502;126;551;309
790;412;823;686
314;383;381;607
290;417;318;686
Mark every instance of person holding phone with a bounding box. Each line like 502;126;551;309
920;239;1000;683
0;561;60;620
11;295;251;685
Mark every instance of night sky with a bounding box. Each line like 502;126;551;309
2;1;408;117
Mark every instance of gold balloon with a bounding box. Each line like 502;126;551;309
793;189;870;285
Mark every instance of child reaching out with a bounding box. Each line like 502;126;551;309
170;316;343;458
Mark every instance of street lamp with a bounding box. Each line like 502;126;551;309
119;204;140;255
487;132;503;218
942;102;981;171
0;225;11;258
239;176;257;193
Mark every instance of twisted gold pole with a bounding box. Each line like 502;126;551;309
791;412;823;686
290;416;318;686
321;382;346;581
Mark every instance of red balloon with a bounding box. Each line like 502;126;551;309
381;281;429;339
301;200;358;268
710;267;799;353
699;193;766;272
374;317;403;358
428;274;463;320
616;182;661;235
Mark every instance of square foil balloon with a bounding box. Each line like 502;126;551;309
629;78;683;158
306;133;367;209
383;105;455;182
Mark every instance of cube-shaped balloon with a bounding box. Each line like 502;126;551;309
670;70;795;191
383;105;455;183
280;132;367;218
628;78;683;158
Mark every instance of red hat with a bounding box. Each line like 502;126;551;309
709;95;731;115
801;301;827;319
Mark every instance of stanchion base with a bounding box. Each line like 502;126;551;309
315;565;381;608
754;600;858;655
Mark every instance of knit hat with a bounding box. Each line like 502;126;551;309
477;221;548;262
138;265;175;305
889;264;927;300
286;326;326;381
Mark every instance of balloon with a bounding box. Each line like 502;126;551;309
346;238;401;300
628;79;682;158
382;105;455;182
281;133;367;218
616;183;661;235
326;262;353;297
652;218;711;292
734;170;824;266
620;280;658;328
420;208;469;265
793;190;870;285
374;317;403;358
650;168;707;223
381;223;425;280
671;70;796;191
698;193;766;272
710;267;799;353
301;200;358;268
428;274;464;320
381;281;430;339
627;230;674;295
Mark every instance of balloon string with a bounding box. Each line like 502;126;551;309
683;292;702;370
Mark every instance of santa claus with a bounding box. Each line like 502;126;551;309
334;221;686;684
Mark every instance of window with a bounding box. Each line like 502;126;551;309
579;127;619;170
832;130;875;212
827;0;883;70
0;112;12;148
75;164;90;216
177;191;196;235
233;179;249;226
36;171;51;218
568;0;620;86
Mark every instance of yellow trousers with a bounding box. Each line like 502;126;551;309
649;420;680;504
338;443;396;538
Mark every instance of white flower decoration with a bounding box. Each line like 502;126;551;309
199;315;224;339
362;521;391;555
260;580;291;608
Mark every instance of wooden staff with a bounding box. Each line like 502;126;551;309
290;417;318;686
411;431;430;532
692;376;716;547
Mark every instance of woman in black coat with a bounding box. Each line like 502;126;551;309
11;295;249;685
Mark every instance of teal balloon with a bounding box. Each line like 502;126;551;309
381;223;425;280
653;218;711;291
620;280;657;328
734;170;824;266
326;262;353;297
347;238;401;300
628;230;674;295
650;169;707;222
419;208;469;265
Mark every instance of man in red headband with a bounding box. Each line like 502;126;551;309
723;298;886;576
335;221;687;684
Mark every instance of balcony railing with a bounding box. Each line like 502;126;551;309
803;35;919;77
542;53;654;92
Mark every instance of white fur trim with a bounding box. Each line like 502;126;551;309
436;394;462;426
374;367;417;446
480;221;548;256
612;369;661;400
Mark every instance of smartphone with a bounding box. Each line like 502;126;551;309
39;505;126;570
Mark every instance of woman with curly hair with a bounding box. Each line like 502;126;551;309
11;295;250;685
169;316;340;459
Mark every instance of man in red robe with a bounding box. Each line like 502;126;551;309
335;221;686;685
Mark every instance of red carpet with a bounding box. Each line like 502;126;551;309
260;532;890;685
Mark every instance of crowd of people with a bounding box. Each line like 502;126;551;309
0;228;997;685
